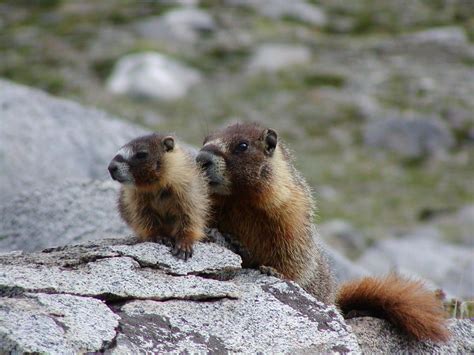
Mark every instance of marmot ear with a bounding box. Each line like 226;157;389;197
163;136;175;152
263;128;278;155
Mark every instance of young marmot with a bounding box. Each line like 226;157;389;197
108;133;209;260
196;122;449;342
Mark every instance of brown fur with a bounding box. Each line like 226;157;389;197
337;274;450;342
197;122;449;341
110;133;209;259
199;122;334;303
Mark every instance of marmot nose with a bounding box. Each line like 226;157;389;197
108;161;119;179
196;151;215;170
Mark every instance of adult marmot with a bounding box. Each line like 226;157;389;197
196;122;449;342
109;133;209;260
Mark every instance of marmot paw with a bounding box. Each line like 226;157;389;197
171;240;193;261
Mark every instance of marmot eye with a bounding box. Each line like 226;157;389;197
134;152;148;160
235;142;248;153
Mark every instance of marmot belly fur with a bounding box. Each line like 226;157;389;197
109;133;209;260
196;122;449;342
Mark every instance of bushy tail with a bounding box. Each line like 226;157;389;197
336;274;450;342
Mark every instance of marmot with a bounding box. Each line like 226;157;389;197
108;133;209;260
196;122;449;342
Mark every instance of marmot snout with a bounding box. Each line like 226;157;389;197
109;133;210;260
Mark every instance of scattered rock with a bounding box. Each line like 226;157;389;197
404;26;468;45
106;52;202;100
320;219;367;257
348;317;474;354
247;43;311;73
357;235;474;299
430;204;474;246
227;0;327;27
0;180;128;252
0;79;147;200
136;7;216;43
363;116;454;159
88;27;137;61
455;205;474;245
443;107;474;141
400;225;444;241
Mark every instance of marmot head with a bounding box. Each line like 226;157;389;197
108;133;175;189
196;122;278;196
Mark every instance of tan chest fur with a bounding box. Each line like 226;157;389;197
216;188;313;280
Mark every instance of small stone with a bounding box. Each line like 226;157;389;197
247;43;311;73
136;7;216;43
363;116;454;159
405;26;468;45
106;52;202;100
227;0;327;27
320;219;367;256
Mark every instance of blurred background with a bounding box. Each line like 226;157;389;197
0;0;472;311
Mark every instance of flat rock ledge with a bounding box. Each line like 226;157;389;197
0;238;471;354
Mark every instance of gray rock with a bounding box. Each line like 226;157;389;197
0;237;361;353
106;52;202;100
357;236;474;299
247;43;312;73
455;205;474;246
320;219;367;257
0;293;119;354
0;79;147;200
431;204;474;246
444;107;474;136
110;241;242;276
227;0;327;27
0;180;128;252
0;251;240;301
324;246;370;284
348;317;474;354
136;7;216;43
0;236;470;353
112;271;359;354
313;224;370;284
364;116;454;159
404;26;468;45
